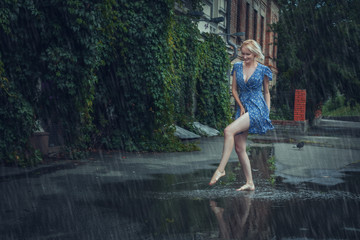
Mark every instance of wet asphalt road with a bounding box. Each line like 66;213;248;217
1;120;360;240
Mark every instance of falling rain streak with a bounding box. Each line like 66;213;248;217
1;0;360;239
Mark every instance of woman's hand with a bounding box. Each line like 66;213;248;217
240;106;245;116
263;76;271;112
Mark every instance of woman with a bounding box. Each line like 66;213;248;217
209;39;274;191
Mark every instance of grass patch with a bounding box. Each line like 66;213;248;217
322;94;360;117
267;155;276;185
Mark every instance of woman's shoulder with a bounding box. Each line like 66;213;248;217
258;63;273;80
231;61;242;73
257;62;265;68
233;61;243;70
258;62;271;70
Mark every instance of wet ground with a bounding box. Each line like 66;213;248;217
1;134;360;239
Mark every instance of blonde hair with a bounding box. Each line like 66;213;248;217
240;39;264;61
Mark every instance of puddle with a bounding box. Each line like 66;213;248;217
92;164;360;240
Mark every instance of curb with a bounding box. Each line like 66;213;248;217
272;120;309;134
0;161;82;182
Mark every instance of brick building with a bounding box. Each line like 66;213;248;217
195;0;279;87
229;0;279;87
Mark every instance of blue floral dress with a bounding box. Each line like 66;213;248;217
231;62;274;134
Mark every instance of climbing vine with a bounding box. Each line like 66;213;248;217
0;56;40;166
93;0;188;152
196;33;232;129
0;0;231;165
0;0;107;164
168;16;232;130
168;15;201;127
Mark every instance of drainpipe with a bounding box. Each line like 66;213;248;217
226;0;238;61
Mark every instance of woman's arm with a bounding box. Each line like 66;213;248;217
263;75;271;110
232;71;245;115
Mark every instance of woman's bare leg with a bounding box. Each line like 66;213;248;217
234;132;255;191
209;113;250;185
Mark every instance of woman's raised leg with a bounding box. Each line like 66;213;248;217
234;132;255;191
209;113;250;185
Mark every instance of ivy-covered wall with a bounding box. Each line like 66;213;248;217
0;0;231;166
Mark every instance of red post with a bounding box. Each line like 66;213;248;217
294;89;306;121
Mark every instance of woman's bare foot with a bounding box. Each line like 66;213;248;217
236;183;255;191
209;169;226;186
209;200;224;215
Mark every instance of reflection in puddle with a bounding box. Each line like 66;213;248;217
147;187;359;239
209;192;254;239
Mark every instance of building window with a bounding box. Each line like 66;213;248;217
219;0;226;11
245;3;250;39
273;33;277;60
236;0;242;44
260;16;264;48
253;9;258;40
203;3;212;19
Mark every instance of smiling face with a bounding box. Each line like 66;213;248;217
241;46;257;64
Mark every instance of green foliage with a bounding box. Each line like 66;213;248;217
0;57;39;166
93;0;198;152
269;104;293;120
196;33;232;129
0;0;105;164
274;0;360;120
168;16;232;130
267;155;276;172
0;0;230;164
169;15;200;127
324;94;346;112
267;155;276;185
93;1;231;152
322;94;360;116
